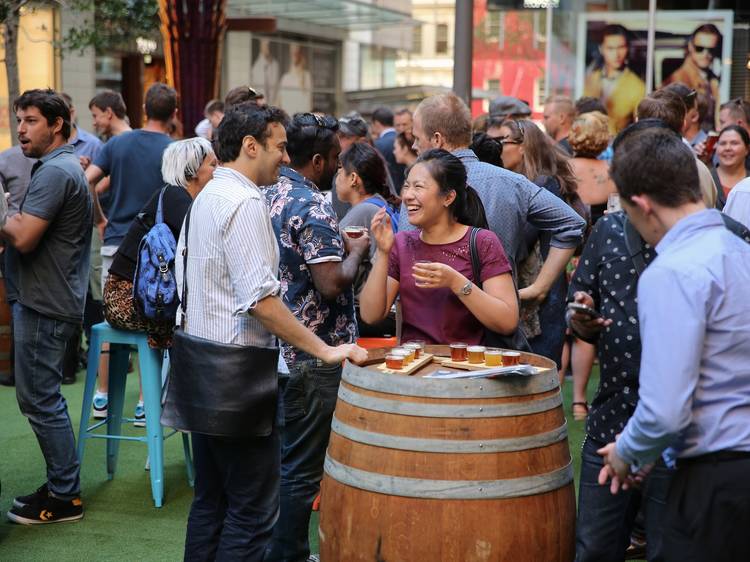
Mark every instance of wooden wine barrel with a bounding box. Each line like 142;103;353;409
0;278;12;379
320;346;575;562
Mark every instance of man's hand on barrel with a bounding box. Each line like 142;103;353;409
322;343;368;366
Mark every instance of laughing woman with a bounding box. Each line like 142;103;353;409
359;149;518;344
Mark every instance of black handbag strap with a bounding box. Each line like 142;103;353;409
469;227;482;288
179;203;193;329
469;227;520;294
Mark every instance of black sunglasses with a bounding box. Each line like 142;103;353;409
692;44;715;55
295;112;338;131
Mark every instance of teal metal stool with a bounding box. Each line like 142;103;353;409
78;322;194;507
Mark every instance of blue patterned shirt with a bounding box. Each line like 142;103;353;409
264;167;357;364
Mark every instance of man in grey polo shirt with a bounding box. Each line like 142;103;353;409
1;89;92;525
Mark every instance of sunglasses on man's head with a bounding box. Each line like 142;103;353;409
295;112;338;131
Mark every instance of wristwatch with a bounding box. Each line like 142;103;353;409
459;280;473;296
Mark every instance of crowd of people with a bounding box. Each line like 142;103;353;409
0;76;748;562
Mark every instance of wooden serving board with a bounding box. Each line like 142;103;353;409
440;358;515;371
377;353;434;376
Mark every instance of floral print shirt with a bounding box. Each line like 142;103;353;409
264;167;357;364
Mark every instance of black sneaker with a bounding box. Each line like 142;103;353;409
13;483;48;509
7;494;83;525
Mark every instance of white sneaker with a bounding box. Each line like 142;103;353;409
92;392;108;419
134;401;145;427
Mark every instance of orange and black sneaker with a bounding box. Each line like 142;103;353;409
7;493;83;525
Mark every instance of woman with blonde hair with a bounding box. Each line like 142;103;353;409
103;137;217;345
567;111;616;420
568;111;617;224
95;137;217;424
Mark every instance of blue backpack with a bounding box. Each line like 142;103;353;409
133;187;180;322
364;197;399;233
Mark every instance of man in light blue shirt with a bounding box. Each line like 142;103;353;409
597;125;750;562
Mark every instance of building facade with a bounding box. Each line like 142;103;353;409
0;4;96;149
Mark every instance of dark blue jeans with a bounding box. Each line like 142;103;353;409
265;359;342;562
12;303;81;499
528;274;567;367
576;436;673;562
185;428;281;562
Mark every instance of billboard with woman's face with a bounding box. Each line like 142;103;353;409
576;11;733;133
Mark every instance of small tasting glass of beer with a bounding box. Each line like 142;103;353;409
501;351;521;366
484;349;502;367
467;345;486;364
449;342;468;361
343;226;367;239
413;340;426;356
392;347;413;364
385;354;404;370
404;342;422;359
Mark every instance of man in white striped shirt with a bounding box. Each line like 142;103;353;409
176;105;366;562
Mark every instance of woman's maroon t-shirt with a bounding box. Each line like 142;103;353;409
387;228;512;345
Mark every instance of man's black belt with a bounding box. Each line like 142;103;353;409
677;450;750;468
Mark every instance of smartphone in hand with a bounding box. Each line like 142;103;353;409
567;302;602;320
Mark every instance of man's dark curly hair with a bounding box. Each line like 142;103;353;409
215;103;289;163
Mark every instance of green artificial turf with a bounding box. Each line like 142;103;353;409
0;367;599;561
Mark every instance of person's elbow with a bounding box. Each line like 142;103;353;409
485;302;519;335
651;403;692;441
553;212;587;245
359;299;386;325
315;281;345;302
13;233;41;254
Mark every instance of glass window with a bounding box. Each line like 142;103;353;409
436;23;449;55
486;11;502;41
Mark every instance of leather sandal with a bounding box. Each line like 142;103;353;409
572;401;589;421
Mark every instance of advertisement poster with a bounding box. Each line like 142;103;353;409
576;11;734;133
250;36;338;115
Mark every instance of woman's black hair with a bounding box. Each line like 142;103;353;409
339;142;398;206
470;132;503;168
414;149;488;229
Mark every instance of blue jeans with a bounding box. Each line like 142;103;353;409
576;436;672;562
185;429;281;562
12;303;81;499
265;359;342;562
528;274;567;367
